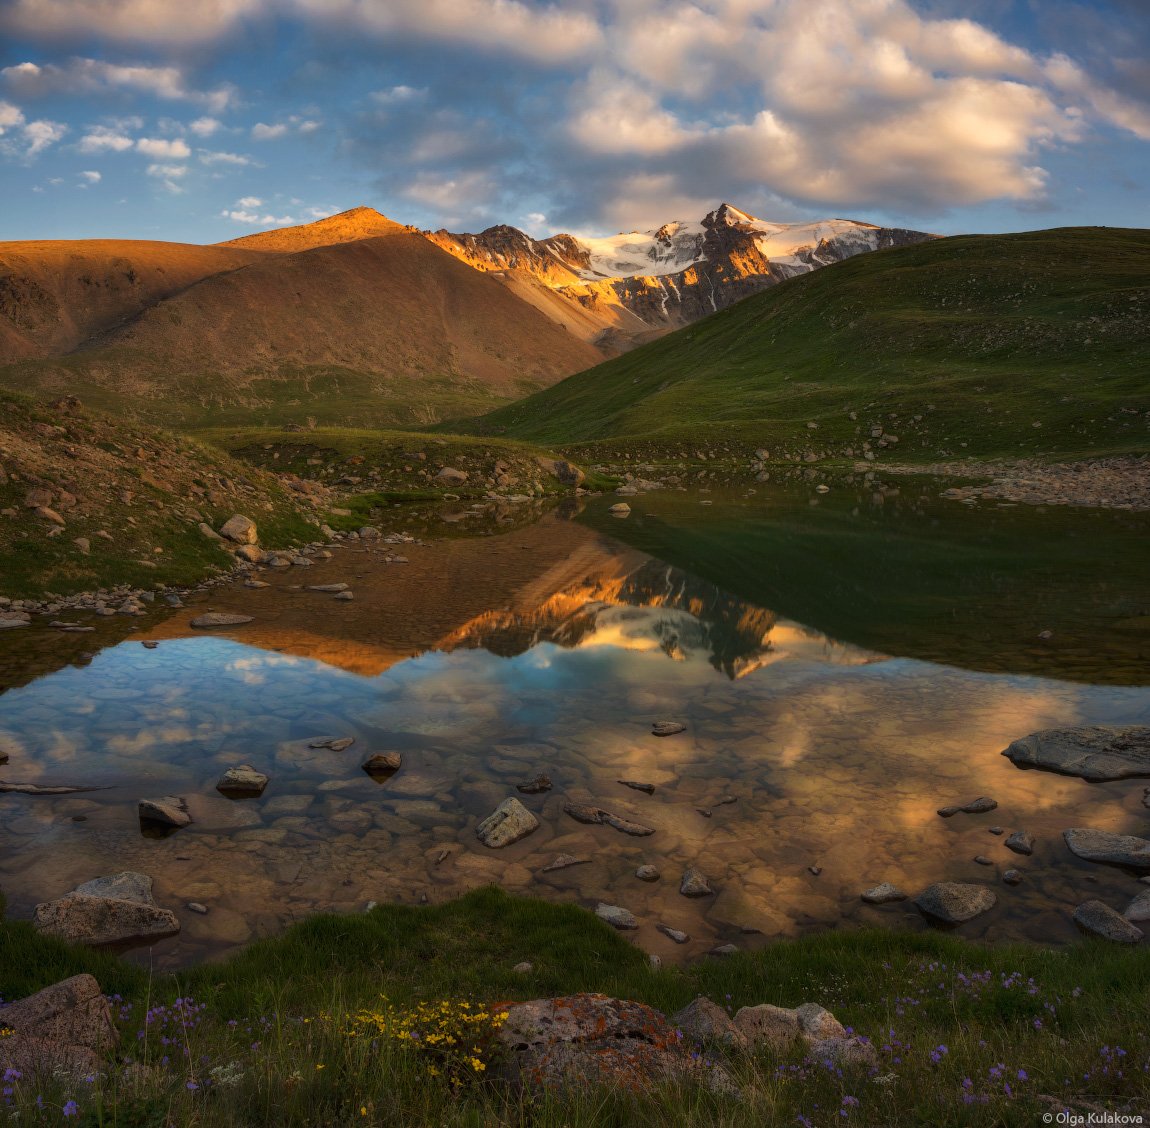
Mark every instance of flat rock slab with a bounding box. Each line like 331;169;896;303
216;765;269;797
1124;890;1150;922
937;797;997;817
190;613;253;628
1003;726;1150;781
1073;900;1144;943
476;797;539;848
0;781;110;794
138;796;191;827
915;882;997;923
1064;828;1150;870
541;854;590;874
309;736;354;751
307;584;349;592
33;895;179;947
74;871;155;904
861;883;908;904
651;721;685;737
595;903;638;930
562;802;654;836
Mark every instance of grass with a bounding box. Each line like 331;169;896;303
2;888;1149;1125
462;227;1150;464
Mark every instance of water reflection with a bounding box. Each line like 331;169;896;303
1;507;1148;969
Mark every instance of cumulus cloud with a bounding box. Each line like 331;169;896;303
78;124;135;152
136;136;190;158
251;121;287;140
220;198;295;224
79;168;100;182
1;57;235;111
198;148;254;165
22;117;67;155
189;116;222;136
0;100;24;134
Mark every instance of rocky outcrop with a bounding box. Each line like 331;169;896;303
0;974;118;1079
33;871;180;947
1003;727;1150;780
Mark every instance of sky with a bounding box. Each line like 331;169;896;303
0;0;1148;244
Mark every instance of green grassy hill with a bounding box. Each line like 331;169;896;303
465;228;1150;461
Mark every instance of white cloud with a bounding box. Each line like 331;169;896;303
189;116;222;137
1044;53;1150;141
0;0;264;46
221;205;294;224
1;57;235;111
136;136;191;158
251;122;288;140
237;195;263;207
372;85;425;105
78;125;135;153
79;169;101;182
0;100;24;134
198;149;254;166
146;162;187;177
296;118;321;134
23;118;67;155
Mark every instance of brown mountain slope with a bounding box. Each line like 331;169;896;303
3;229;604;426
0;240;262;363
218;206;407;253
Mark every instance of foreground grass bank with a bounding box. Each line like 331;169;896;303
2;888;1148;1126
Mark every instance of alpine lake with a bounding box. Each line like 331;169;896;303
1;477;1148;969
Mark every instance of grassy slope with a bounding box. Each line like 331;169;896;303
0;390;321;598
466;228;1150;461
2;888;1149;1125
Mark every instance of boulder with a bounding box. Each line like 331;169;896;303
1005;831;1034;856
536;457;585;487
1002;726;1150;781
476;797;539;848
1073;900;1144;943
0;974;118;1080
1123;890;1150;922
362;751;402;778
138;796;191;828
861;883;907;904
680;867;714;898
436;467;468;485
234;544;264;564
218;515;258;544
495;994;733;1094
33;872;179;947
733;1003;801;1049
914;882;997;923
1063;828;1150;870
216;765;269;797
190;612;254;628
671;996;746;1047
595;903;638;930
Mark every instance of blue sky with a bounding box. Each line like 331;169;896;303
0;0;1148;243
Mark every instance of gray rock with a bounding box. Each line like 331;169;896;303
309;736;354;751
186;903;208;915
234;544;264;564
608;503;631;516
1073;900;1144;943
1005;830;1034;856
618;779;655;794
797;1003;847;1041
218;515;257;544
1064;828;1150;870
635;865;660;882
1003;870;1023;886
34;873;178;947
307;583;349;592
937;796;997;817
138;796;191;828
516;774;552;794
1123;890;1150;922
190;612;253;628
216;765;269;797
915;882;997;923
436;467;468;485
657;924;690;943
1003;726;1150;781
652;721;686;737
708;943;739;957
861;883;907;904
335;591;354;601
512;961;533;974
476;797;539;848
680;867;714;897
671;996;746;1046
73;872;154;904
595;903;638;930
362;752;402;778
536;457;585;487
540;854;590;874
974;855;994;866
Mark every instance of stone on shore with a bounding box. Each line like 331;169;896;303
1063;828;1150;870
1002;726;1150;781
861;883;908;904
33;872;179;947
671;996;746;1047
190;612;253;628
915;882;997;923
476;797;539;848
218;515;258;544
595;903;638;930
216;765;269;797
1073;900;1144;943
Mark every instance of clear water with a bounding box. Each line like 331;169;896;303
1;481;1148;967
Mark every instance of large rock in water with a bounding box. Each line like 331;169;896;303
495;994;733;1094
0;974;119;1079
33;871;180;947
1002;726;1150;780
914;882;997;923
475;797;539;848
1073;900;1144;943
190;612;254;628
1063;828;1150;870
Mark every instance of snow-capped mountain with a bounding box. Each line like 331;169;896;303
426;204;934;348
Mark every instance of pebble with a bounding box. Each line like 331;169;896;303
635;865;660;883
618;780;655;794
657;924;690;944
1003;870;1023;886
652;721;686;737
186;903;208;915
974;855;994;866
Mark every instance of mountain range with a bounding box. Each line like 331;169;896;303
0;204;932;426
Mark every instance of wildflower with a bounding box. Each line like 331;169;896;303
1017;1069;1028;1081
63;1101;79;1117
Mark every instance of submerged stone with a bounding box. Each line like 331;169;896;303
1003;726;1150;781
